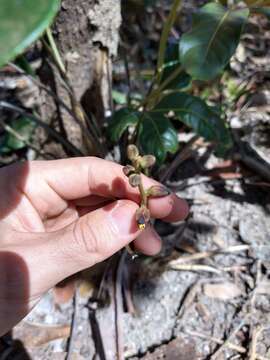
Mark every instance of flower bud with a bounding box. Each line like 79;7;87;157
129;173;141;187
140;155;156;168
135;205;150;230
147;185;171;198
127;144;139;161
123;165;135;176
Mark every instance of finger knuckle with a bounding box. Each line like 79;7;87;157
72;217;101;256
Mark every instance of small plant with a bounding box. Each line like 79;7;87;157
0;0;270;166
108;0;270;165
123;144;171;230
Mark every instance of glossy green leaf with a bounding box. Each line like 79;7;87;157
161;42;191;90
162;64;191;90
0;0;60;68
0;117;35;153
139;113;178;164
108;108;139;142
179;3;249;80
151;93;232;155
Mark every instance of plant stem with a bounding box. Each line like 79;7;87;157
146;65;184;109
138;182;148;206
156;0;182;85
46;28;66;76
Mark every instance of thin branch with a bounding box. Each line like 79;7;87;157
65;284;79;360
0;119;55;159
185;330;246;354
160;135;199;182
156;0;182;84
0;101;83;156
115;251;127;360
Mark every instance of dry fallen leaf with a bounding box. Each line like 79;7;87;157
203;282;242;301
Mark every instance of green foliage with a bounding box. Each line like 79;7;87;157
253;7;270;18
1;0;256;165
108;108;139;142
162;42;191;90
179;3;249;80
0;117;35;153
0;0;60;68
139;114;178;164
152;93;232;155
108;1;257;163
112;90;128;105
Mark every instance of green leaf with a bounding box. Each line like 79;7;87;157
253;7;270;18
179;3;249;80
162;64;191;90
108;108;139;142
151;93;232;155
0;117;35;153
0;0;60;68
112;90;127;105
161;42;191;90
139;113;178;164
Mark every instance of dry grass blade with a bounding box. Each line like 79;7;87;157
249;326;264;360
168;245;250;266
169;263;223;274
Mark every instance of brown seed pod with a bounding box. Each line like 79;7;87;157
127;144;139;161
140;155;156;169
129;173;141;187
135;205;150;230
123;165;135;176
147;185;171;198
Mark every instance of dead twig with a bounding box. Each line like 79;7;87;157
249;326;264;360
185;329;246;354
168;245;250;265
115;251;127;360
210;317;249;360
169;263;223;274
8;62;105;156
66;283;79;360
160;135;199;182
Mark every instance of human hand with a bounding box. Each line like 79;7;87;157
0;157;188;336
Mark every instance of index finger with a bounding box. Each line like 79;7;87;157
29;157;189;221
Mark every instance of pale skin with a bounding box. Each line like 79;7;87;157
0;157;189;336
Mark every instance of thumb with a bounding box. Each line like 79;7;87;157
43;200;140;287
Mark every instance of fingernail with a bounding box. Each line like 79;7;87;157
110;202;137;236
